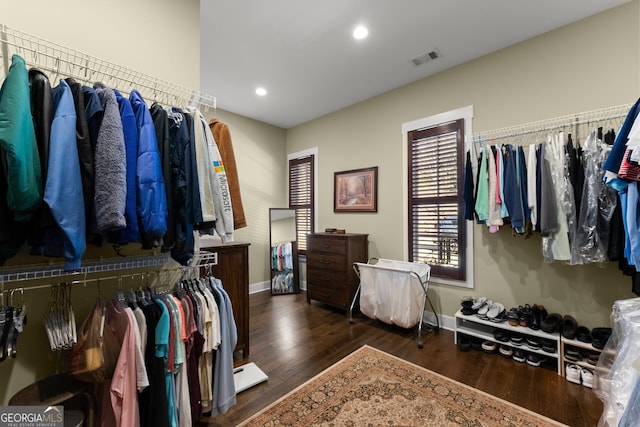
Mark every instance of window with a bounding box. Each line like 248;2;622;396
289;154;315;252
408;119;466;281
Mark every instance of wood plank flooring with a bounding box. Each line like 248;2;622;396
202;291;602;426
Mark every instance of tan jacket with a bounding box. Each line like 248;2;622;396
208;118;247;229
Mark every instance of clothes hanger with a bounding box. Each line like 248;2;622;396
0;291;9;361
51;284;64;351
59;283;71;349
5;288;26;359
115;276;127;310
43;284;57;350
68;283;77;347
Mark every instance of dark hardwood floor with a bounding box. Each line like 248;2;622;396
202;291;602;427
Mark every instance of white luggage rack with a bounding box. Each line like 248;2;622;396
349;258;439;348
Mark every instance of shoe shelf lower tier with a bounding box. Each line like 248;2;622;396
454;309;561;375
560;337;602;377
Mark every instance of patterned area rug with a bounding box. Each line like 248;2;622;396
239;345;567;427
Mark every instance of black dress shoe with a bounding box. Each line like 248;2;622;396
541;313;562;333
540;338;557;353
529;305;541;330
530;304;548;331
461;307;475;315
592;327;612;350
470;337;484;351
493;329;510;342
576;326;592;343
562;315;578;339
538;305;548;325
564;347;581;362
458;336;471;352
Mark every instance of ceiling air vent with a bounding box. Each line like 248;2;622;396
411;50;440;66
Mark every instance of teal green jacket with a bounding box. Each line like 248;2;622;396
0;54;42;221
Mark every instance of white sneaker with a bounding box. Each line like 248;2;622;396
565;364;581;385
580;367;594;388
471;296;487;310
477;300;493;318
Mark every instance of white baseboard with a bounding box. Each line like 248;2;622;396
422;311;455;332
249;281;270;294
249;280;307;294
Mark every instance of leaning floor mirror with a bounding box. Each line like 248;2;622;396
269;208;300;295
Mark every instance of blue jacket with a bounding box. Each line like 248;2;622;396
604;98;640;177
503;145;527;233
47;80;86;271
0;54;42;221
110;90;140;245
129;90;168;248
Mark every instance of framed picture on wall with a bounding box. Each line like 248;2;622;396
334;166;378;212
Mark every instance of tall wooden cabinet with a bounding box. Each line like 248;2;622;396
202;242;250;358
306;233;368;310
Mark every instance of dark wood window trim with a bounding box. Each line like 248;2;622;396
408;119;465;281
289;155;315;253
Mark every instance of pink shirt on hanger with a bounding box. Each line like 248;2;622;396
99;300;140;427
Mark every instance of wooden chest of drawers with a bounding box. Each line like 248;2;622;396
306;233;368;310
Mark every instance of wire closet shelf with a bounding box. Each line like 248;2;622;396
0;24;216;111
0;251;219;293
471;103;634;144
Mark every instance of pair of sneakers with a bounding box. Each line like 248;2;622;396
565;364;593;388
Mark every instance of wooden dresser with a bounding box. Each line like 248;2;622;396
202;242;250;358
306;233;368;310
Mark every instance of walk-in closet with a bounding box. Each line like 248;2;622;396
3;1;640;426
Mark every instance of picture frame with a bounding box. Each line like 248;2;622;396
334;166;378;212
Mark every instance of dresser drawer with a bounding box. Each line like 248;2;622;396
306;252;346;271
307;285;348;308
307;267;347;290
307;236;347;255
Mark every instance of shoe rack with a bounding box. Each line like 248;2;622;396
454;309;562;375
560;337;602;377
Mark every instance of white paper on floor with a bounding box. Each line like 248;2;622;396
234;362;268;393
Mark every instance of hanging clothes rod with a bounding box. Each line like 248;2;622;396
0;253;176;284
0;24;216;111
472;103;633;143
0;250;217;288
3;258;220;293
4;271;154;293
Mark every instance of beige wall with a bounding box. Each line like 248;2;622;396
286;1;640;329
3;0;200;88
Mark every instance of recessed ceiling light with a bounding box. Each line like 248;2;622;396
352;25;368;40
255;87;267;96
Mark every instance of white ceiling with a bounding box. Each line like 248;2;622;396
200;0;627;129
